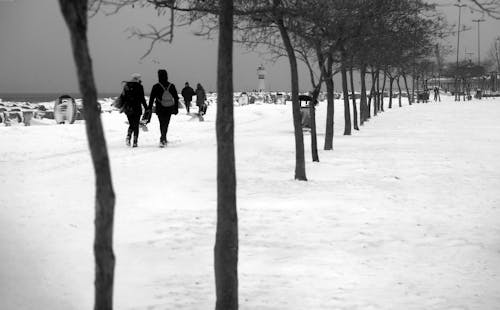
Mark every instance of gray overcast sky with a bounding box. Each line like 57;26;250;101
0;0;499;94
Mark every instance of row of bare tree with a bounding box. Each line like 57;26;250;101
57;0;497;309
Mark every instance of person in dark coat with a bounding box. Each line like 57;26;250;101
181;82;195;114
195;83;207;115
122;73;147;147
433;86;440;102
147;69;179;147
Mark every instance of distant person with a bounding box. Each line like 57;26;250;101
433;86;440;102
475;88;482;100
181;82;196;114
121;73;147;147
148;69;179;147
195;83;207;117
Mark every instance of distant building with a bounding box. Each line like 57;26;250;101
257;64;266;92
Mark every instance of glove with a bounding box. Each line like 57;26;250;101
143;109;151;122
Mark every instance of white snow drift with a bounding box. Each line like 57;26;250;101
1;95;499;309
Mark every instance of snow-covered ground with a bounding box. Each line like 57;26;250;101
1;95;499;309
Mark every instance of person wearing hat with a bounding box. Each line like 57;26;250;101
121;73;147;147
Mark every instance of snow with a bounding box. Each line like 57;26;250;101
1;95;500;309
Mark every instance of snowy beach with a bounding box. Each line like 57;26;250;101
1;96;499;309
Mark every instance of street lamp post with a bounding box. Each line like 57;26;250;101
497;38;500;92
496;38;500;72
455;0;466;101
472;18;485;66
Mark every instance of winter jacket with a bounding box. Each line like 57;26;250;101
122;81;147;116
181;86;196;101
196;87;206;106
148;82;179;115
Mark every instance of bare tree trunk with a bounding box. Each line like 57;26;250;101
349;66;359;131
403;72;411;105
214;1;238;309
416;76;420;103
303;46;321;163
367;82;374;118
275;7;307;181
397;76;402;107
374;69;379;116
310;88;320;162
341;53;351;135
412;72;416;104
388;76;394;109
360;64;368;125
380;70;387;112
323;53;334;150
368;67;376;118
58;1;116;309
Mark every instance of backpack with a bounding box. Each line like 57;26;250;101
158;83;175;107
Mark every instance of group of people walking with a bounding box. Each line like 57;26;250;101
181;81;207;115
119;69;207;148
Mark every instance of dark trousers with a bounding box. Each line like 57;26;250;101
158;113;172;142
184;99;191;113
127;113;141;141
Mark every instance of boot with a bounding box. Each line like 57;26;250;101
132;135;138;148
126;130;132;146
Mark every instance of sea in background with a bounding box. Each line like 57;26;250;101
0;93;119;104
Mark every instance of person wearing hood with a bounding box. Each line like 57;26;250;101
195;83;207;115
122;73;147;147
147;69;179;147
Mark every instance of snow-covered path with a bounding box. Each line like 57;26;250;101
1;97;499;309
